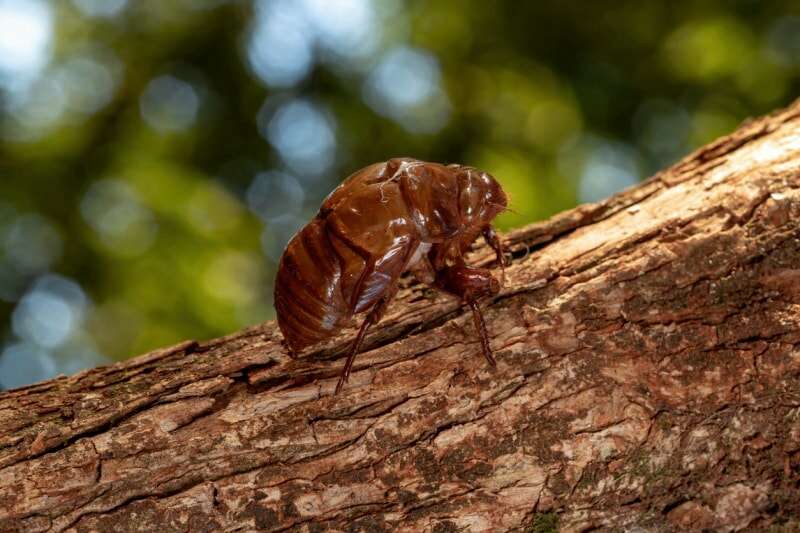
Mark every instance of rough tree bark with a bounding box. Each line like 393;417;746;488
2;101;800;533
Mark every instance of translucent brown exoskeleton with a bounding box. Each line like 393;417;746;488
274;158;508;393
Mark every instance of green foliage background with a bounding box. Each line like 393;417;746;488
1;0;799;386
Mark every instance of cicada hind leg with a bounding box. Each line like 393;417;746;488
335;287;397;395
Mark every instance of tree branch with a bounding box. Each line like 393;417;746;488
2;100;800;532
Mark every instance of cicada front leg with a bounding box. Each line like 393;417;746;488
432;264;500;367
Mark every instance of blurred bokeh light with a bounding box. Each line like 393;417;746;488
0;0;53;94
1;0;799;389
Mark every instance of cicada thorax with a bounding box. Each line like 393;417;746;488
323;177;417;314
396;161;507;267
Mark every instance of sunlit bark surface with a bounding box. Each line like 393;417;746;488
2;101;800;532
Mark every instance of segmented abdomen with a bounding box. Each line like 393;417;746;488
274;218;351;352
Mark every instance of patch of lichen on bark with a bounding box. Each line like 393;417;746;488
524;511;559;533
765;520;800;532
